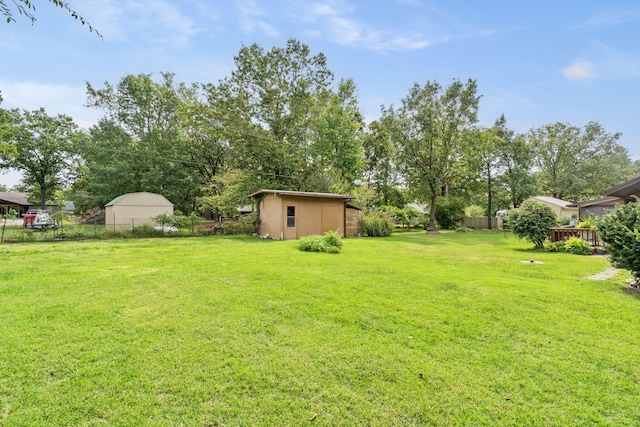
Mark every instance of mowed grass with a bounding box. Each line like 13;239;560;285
0;232;638;426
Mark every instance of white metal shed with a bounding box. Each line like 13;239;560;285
105;192;173;230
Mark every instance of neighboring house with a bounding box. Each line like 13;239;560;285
0;192;32;216
249;189;357;240
105;192;173;230
567;196;624;219
604;175;640;202
531;196;579;220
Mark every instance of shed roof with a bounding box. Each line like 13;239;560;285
531;196;576;208
604;175;640;198
0;192;29;206
248;189;354;200
105;192;173;207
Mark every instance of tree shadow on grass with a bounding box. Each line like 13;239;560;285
621;283;640;300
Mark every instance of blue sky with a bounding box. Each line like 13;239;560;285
2;0;640;187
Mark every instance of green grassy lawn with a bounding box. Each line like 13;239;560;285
0;231;638;426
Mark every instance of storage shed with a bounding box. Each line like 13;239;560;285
105;192;173;230
249;190;356;240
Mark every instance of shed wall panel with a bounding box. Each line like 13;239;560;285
259;194;283;238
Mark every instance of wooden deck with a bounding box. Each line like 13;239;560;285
549;228;601;247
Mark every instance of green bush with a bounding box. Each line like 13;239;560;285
455;227;473;233
544;241;566;252
434;196;466;229
363;211;394;237
576;215;597;229
563;236;593;255
298;230;343;253
507;199;557;249
465;205;485;218
220;212;259;235
597;201;640;282
377;205;422;229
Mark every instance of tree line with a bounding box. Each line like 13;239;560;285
1;39;637;226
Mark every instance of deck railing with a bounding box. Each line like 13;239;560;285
549;228;601;247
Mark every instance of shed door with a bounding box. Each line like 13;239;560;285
321;204;341;234
283;204;298;240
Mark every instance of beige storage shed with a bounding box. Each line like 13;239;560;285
249;190;356;240
105;192;173;230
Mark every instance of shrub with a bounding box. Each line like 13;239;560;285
434;196;466;229
597;201;640;282
576;215;597;229
563;236;593;255
298;230;343;253
220;212;259;235
544;241;566;252
507;199;557;249
455;227;473;233
363;211;394;237
465;205;485;218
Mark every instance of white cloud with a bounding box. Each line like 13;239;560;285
289;1;494;53
80;0;199;47
561;60;595;81
0;81;101;130
568;9;640;31
236;0;279;38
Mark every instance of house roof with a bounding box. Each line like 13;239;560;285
604;175;640;199
567;196;623;208
531;196;576;208
248;189;354;200
0;192;29;206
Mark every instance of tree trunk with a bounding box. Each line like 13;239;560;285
426;189;439;233
40;182;47;210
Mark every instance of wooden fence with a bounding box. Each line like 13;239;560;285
462;217;498;229
549;228;601;247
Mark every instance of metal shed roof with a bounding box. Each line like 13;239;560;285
248;189;354;200
105;192;173;207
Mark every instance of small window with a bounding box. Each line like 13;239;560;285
287;206;295;227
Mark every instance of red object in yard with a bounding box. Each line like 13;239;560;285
23;209;39;228
23;209;53;229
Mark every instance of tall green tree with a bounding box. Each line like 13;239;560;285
83;73;204;212
0;93;19;158
465;126;501;229
390;79;481;231
0;108;83;209
529;121;632;201
494;115;536;208
362;115;402;207
309;78;364;192
220;38;335;191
